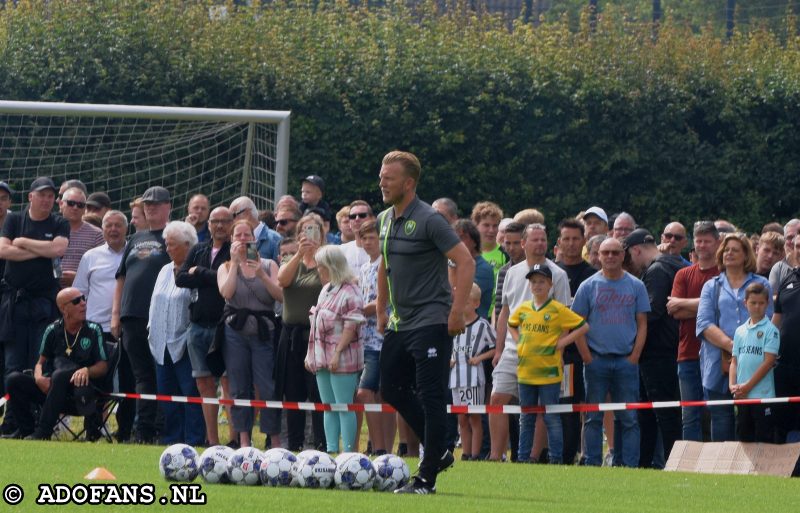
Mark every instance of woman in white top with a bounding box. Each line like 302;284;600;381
149;221;204;446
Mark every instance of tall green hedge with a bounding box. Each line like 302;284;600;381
1;0;799;234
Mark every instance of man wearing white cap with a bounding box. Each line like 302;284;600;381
581;206;608;262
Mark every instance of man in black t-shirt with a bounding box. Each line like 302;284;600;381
772;246;800;443
2;287;108;440
0;178;69;427
111;186;171;443
556;218;597;464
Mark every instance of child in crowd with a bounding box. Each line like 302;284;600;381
730;282;779;442
449;283;496;461
356;220;396;455
509;264;588;464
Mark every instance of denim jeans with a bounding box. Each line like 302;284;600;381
156;350;205;446
517;383;562;463
704;387;735;441
583;354;640;467
677;360;704;441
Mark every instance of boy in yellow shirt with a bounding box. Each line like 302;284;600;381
509;264;589;463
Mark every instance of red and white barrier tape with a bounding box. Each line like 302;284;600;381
104;392;800;415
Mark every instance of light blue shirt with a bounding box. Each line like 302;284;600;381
571;271;650;356
255;223;282;263
695;272;773;393
732;317;779;398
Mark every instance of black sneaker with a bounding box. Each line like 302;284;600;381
438;449;455;474
394;476;436;495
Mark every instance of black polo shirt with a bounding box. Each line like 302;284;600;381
39;319;107;375
378;196;460;332
775;268;800;367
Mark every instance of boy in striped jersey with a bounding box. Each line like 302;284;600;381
509;264;589;463
449;283;496;460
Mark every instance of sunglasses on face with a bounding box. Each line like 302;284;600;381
348;212;369;220
600;250;623;256
276;219;296;226
64;295;86;306
662;233;685;241
64;200;86;209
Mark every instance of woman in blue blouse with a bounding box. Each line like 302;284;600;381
696;233;772;441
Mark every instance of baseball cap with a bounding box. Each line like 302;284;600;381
624;228;656;250
141;186;170;203
0;182;12;195
525;263;553;280
86;192;112;210
302;175;325;192
30;177;57;193
583;206;608;224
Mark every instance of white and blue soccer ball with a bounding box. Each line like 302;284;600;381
292;450;336;489
227;447;263;486
159;444;199;482
260;448;298;487
198;445;235;484
334;452;376;491
372;453;410;492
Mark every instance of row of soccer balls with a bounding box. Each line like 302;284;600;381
159;444;411;491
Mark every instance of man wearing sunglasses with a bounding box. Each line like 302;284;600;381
59;187;104;287
572;236;650;467
659;222;690;263
340;200;375;275
0;177;70;436
275;206;301;238
2;287;108;440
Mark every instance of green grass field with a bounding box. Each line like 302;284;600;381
0;439;796;513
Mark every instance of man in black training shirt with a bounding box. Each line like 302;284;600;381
0;177;69;434
111;186;171;443
2;287;108;439
376;151;475;494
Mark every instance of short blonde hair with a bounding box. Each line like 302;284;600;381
382;151;421;183
514;208;545;226
716;233;757;273
471;201;503;224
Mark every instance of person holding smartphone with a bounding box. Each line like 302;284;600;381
276;213;327;451
217;219;283;448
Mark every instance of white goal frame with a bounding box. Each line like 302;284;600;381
0;100;290;213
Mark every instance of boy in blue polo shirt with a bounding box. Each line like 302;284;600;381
729;282;779;443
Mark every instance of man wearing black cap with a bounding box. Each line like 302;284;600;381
85;192;112;219
2;287;108;440
625;228;683;468
111;185;171;443
0;178;70;416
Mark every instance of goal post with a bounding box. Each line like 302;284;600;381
0;100;291;217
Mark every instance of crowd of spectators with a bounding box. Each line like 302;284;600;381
0;165;797;477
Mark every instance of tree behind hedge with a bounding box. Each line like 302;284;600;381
0;0;798;234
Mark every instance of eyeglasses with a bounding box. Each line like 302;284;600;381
64;200;86;209
348;212;369;220
599;250;623;256
64;295;86;306
662;233;685;241
276;219;297;226
232;207;248;218
209;218;232;225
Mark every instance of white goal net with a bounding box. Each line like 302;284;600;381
0;100;290;217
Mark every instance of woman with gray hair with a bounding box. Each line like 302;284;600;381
305;245;365;453
149;220;204;445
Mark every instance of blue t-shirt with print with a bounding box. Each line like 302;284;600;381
572;271;650;356
732;317;780;399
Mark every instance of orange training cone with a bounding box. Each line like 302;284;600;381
84;467;117;480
